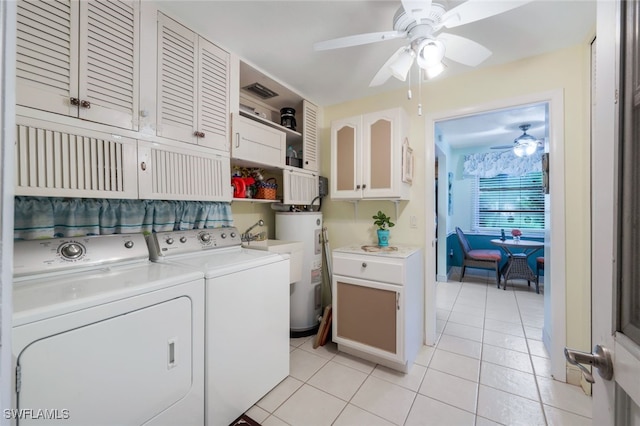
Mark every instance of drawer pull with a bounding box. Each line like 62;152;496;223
362;262;367;268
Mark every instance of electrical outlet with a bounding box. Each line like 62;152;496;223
409;216;417;228
449;249;454;257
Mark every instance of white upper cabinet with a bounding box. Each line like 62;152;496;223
331;107;410;200
237;61;319;172
16;0;140;131
282;168;319;206
302;100;319;172
15;116;139;199
231;114;285;168
138;140;232;202
157;13;230;152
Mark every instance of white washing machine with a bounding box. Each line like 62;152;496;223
12;234;205;426
146;227;290;426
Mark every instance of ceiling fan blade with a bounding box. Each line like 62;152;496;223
441;0;533;29
314;30;406;51
401;0;433;24
369;46;410;87
438;33;491;67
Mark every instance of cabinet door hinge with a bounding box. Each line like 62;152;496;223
396;293;400;310
15;365;21;394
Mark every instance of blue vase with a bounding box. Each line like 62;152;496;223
377;229;390;247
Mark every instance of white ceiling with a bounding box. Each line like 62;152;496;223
435;102;548;149
156;0;596;108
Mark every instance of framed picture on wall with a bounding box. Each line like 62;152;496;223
402;138;414;184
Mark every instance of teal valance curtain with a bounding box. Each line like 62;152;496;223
14;197;233;240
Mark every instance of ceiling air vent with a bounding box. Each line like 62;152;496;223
242;82;279;99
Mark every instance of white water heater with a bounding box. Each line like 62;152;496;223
276;212;323;336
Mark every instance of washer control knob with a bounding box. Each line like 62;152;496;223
61;243;83;259
180;236;187;243
200;233;211;243
124;240;134;249
220;233;227;239
166;237;174;245
230;232;236;238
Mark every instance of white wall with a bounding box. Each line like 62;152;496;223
320;43;592;372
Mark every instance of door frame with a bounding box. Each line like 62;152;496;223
0;0;16;421
423;89;567;381
592;0;640;422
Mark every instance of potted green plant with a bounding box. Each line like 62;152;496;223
372;210;395;247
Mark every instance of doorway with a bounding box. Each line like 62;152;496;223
423;90;567;382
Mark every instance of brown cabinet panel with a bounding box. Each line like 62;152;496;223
336;281;397;354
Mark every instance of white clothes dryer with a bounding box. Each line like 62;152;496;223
12;234;205;426
147;228;290;426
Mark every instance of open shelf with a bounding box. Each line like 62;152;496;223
232;198;282;204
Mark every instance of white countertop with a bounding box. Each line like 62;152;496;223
333;244;422;259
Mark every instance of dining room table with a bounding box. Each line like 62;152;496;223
490;238;544;293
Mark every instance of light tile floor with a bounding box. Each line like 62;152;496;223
246;273;592;425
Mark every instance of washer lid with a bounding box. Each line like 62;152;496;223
161;248;285;278
13;262;203;326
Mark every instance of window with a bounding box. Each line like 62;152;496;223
473;172;545;232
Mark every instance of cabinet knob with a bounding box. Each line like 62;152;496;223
70;97;80;106
362;184;367;189
362;262;367;268
194;131;205;138
140;162;147;171
80;100;91;109
356;185;361;190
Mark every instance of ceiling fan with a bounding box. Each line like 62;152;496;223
491;124;543;157
314;0;532;87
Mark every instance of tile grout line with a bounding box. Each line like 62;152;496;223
513;288;549;426
472;279;489;426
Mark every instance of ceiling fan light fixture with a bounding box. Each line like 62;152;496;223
513;140;538;157
389;48;415;81
424;61;445;79
512;124;539;157
416;38;445;69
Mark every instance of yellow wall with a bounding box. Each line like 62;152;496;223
319;44;592;355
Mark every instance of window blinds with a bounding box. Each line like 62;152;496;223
474;172;545;231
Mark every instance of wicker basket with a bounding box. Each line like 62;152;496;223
255;178;277;200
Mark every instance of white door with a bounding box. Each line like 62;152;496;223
587;1;640;424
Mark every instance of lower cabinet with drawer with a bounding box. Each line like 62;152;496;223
331;245;424;372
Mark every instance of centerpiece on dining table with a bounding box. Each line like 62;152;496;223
511;229;522;242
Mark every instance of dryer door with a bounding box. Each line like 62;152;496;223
17;297;193;426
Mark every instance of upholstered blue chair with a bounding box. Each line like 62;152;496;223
455;227;503;288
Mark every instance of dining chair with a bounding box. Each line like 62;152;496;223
536;256;545;293
455;227;503;287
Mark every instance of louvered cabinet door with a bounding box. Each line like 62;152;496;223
137;141;232;201
78;0;140;130
196;37;230;152
16;0;80;116
302;100;319;172
283;169;318;206
157;13;198;144
15;117;138;199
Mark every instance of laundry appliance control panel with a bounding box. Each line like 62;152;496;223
147;227;242;260
13;234;149;278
